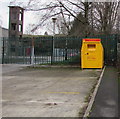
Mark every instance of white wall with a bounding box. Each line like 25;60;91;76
0;27;8;38
0;27;2;37
2;28;8;37
0;27;2;64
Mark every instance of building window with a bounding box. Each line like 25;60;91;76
19;25;22;32
11;23;16;30
19;13;22;21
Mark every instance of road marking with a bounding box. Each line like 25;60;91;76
26;100;38;103
2;76;16;80
46;92;80;94
1;100;8;102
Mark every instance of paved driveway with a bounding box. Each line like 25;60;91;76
2;65;101;117
90;66;118;117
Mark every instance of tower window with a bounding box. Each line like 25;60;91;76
19;25;22;32
11;23;16;30
19;13;22;21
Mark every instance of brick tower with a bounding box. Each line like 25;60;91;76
9;6;24;38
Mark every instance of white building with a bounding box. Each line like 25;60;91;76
0;27;8;63
0;26;2;37
0;26;8;37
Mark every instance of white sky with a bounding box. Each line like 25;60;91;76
1;0;118;35
0;0;49;35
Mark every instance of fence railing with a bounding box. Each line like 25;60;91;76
1;34;119;65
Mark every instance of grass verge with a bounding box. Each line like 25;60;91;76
78;77;99;117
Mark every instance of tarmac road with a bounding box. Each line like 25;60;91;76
2;65;101;117
90;66;118;117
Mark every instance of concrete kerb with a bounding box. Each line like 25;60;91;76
29;64;80;68
83;66;106;118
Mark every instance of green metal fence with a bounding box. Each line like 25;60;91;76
1;34;119;65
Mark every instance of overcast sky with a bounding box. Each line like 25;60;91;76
0;0;81;35
0;0;118;35
0;0;49;35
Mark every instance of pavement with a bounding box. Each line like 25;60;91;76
2;65;101;117
90;66;118;117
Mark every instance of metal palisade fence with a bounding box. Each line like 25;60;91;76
1;34;119;65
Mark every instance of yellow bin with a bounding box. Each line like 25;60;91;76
81;38;104;68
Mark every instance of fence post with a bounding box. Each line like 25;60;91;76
53;37;55;63
65;38;68;60
0;37;3;64
2;38;4;64
51;37;54;65
117;43;120;68
31;37;35;65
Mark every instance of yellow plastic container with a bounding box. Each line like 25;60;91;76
81;38;104;68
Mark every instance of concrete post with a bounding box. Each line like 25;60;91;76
52;18;57;64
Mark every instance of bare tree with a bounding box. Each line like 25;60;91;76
10;0;120;36
92;2;120;35
10;0;90;35
114;4;120;34
25;24;41;35
68;2;92;36
69;2;120;36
